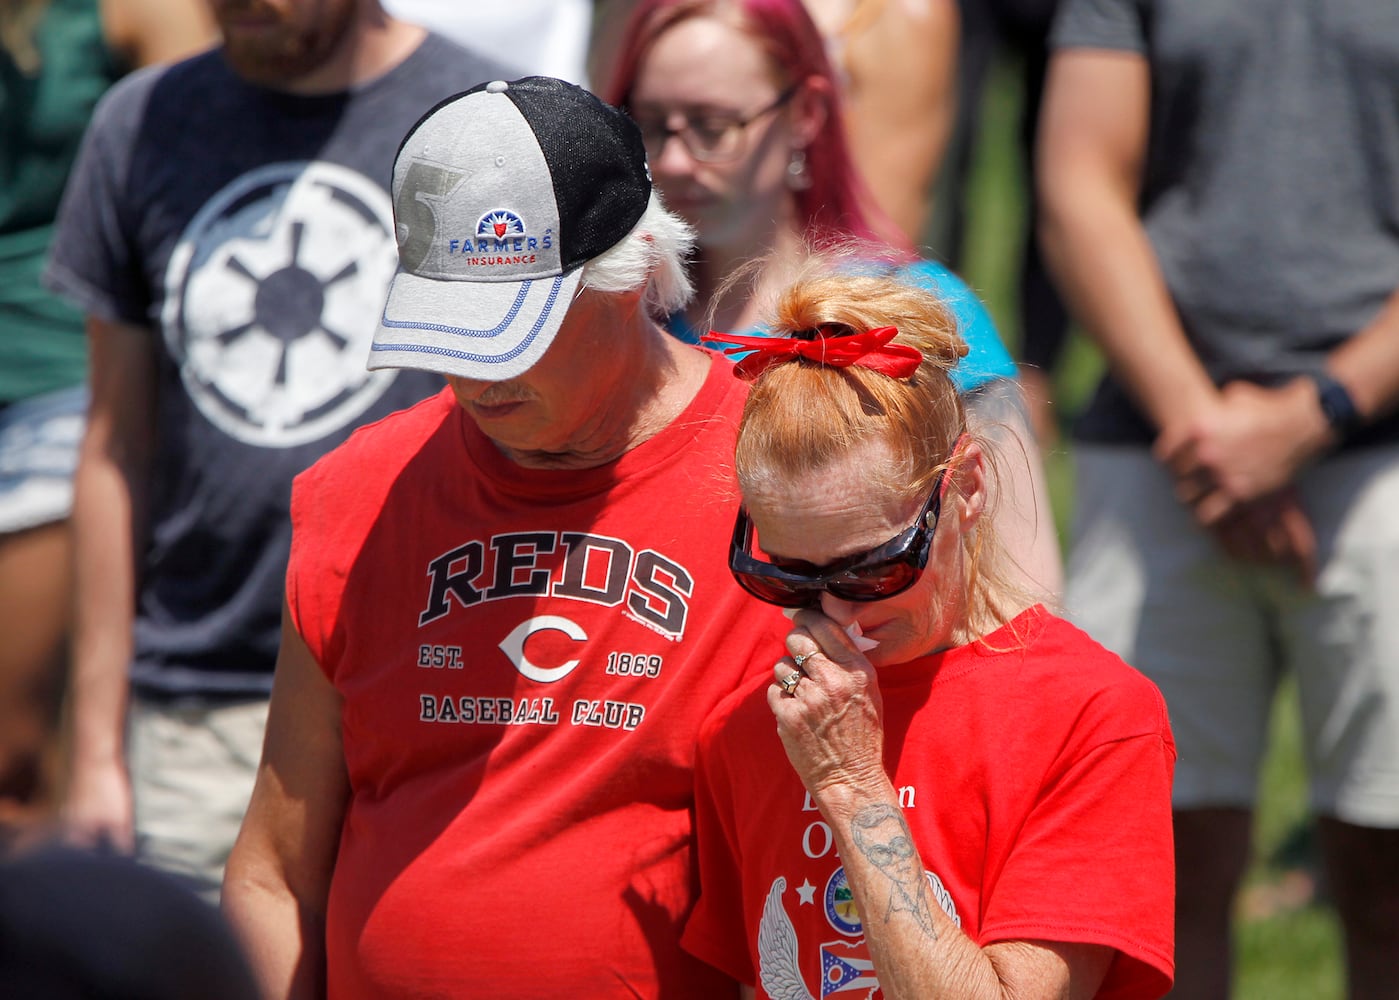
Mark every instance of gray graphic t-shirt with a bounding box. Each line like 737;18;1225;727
45;35;511;696
1051;0;1399;447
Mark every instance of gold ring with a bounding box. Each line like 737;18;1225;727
778;670;803;695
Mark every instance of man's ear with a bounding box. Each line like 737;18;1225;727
583;283;644;317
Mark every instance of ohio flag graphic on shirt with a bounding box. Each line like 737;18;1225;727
820;940;879;997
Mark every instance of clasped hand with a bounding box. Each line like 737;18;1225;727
1154;379;1326;584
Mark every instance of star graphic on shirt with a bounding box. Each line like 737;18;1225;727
796;879;817;905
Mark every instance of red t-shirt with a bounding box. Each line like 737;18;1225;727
287;358;787;998
683;607;1176;999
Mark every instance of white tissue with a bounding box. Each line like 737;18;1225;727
781;609;880;650
846;621;879;651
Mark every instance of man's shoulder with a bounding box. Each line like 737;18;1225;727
84;50;225;146
399;30;516;92
693;351;751;419
299;387;456;492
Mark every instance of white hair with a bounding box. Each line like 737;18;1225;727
579;192;696;318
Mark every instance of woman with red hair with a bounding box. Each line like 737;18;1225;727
603;0;1062;595
685;266;1176;999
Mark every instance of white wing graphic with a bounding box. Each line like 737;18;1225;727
757;876;815;1000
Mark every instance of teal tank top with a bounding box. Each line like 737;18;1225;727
1;0;122;401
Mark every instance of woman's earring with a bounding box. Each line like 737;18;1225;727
786;147;812;191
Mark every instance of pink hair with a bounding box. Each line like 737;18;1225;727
602;0;910;254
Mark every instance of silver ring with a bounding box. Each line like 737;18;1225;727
778;670;803;696
793;652;812;671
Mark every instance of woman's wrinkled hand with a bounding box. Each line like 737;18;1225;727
768;608;888;801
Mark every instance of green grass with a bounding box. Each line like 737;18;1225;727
959;53;1345;1000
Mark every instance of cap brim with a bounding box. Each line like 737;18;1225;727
368;266;583;381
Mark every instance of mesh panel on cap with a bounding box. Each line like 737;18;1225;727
500;77;652;270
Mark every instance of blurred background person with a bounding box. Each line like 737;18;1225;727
594;0;958;249
43;0;508;896
685;267;1174;998
0;0;213;854
603;0;1063;597
935;0;1067;444
799;0;958;247
0;844;257;998
1039;1;1399;997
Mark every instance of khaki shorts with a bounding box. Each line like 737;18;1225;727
129;695;269;901
1066;443;1399;828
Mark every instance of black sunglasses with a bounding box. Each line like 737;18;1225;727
728;471;946;607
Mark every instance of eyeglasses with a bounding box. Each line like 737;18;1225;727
631;85;798;163
728;471;946;607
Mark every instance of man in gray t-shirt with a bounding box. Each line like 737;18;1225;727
44;0;508;896
1038;0;1399;996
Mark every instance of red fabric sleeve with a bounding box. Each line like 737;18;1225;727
980;730;1177;999
285;463;330;674
285;453;363;684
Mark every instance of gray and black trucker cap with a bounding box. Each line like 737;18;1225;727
370;76;652;380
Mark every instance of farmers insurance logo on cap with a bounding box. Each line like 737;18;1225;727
478;210;525;239
446;208;550;268
371;76;651;381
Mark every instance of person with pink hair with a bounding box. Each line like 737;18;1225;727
603;0;1063;597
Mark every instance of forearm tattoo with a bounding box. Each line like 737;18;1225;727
850;803;938;940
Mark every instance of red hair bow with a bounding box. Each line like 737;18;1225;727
702;326;923;381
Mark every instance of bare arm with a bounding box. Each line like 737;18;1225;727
223;604;349;1000
1155;288;1399;525
1037;48;1217;434
101;0;217;68
834;0;959;242
825;794;1111;999
772;612;1113;999
1037;47;1318;574
62;316;157;853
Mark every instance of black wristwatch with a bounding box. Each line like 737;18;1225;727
1307;370;1363;439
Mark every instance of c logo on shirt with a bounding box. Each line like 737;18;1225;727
498;615;587;682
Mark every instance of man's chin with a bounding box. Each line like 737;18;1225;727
221;38;323;86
